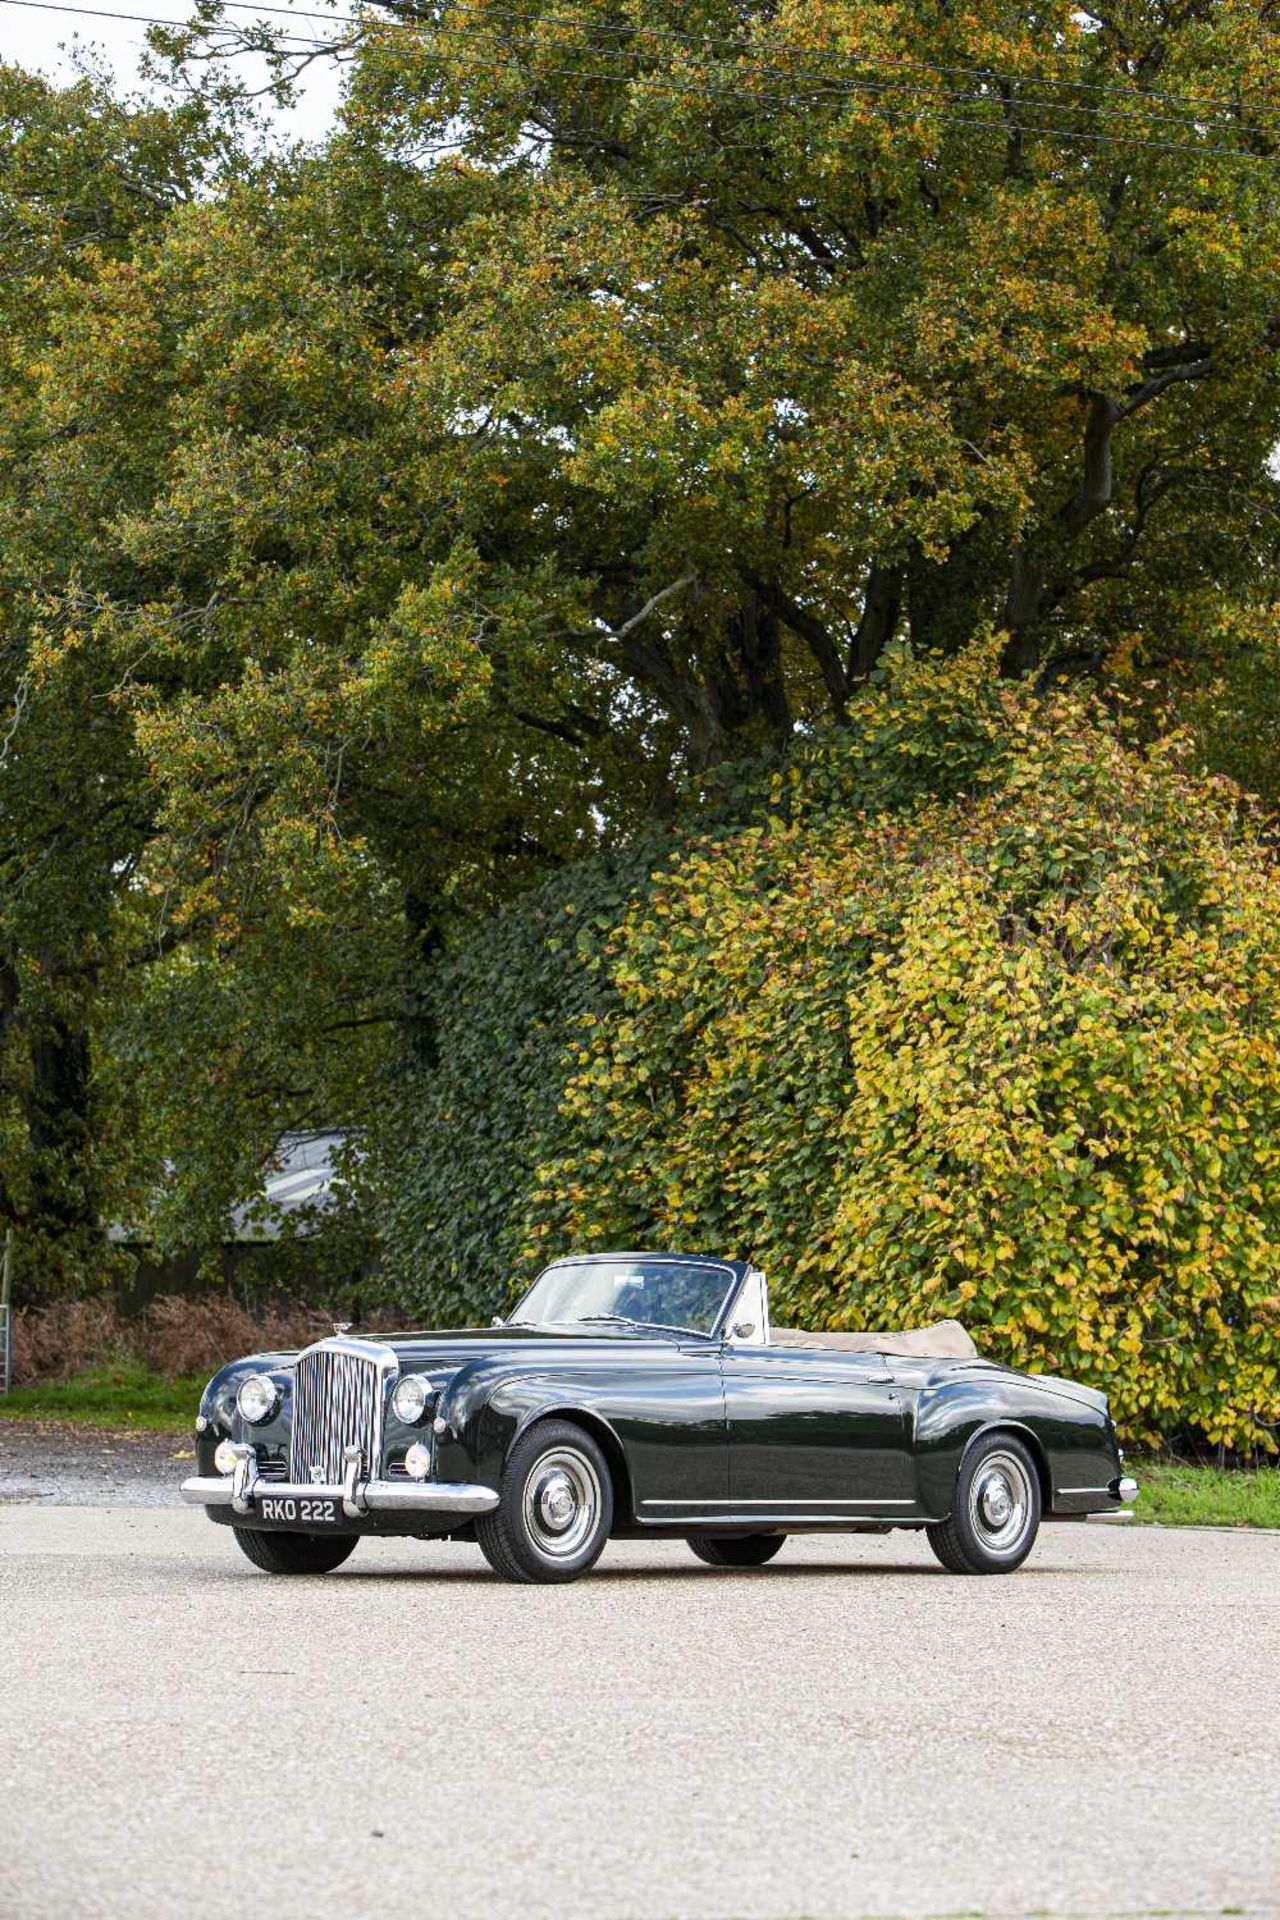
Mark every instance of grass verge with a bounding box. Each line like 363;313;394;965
0;1364;203;1430
1130;1460;1280;1529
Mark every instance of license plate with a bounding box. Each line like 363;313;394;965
257;1496;342;1527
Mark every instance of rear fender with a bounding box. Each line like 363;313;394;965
912;1374;1114;1518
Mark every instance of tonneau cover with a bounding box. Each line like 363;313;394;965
770;1319;977;1359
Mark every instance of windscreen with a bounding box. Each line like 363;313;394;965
512;1259;734;1336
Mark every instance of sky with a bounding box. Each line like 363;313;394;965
0;0;345;141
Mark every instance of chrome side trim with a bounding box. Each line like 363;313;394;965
1057;1477;1139;1506
636;1509;913;1527
181;1473;498;1516
639;1497;916;1508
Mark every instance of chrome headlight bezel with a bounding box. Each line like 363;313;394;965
235;1372;281;1425
391;1373;432;1426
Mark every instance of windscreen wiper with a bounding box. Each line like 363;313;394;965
577;1314;712;1339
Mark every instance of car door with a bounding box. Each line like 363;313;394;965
720;1344;916;1516
591;1341;730;1517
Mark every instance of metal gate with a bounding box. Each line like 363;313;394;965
1;1227;13;1395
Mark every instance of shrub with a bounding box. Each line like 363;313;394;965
10;1296;127;1385
517;644;1280;1449
9;1292;387;1384
139;1294;335;1378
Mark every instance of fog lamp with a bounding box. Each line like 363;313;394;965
214;1438;243;1475
235;1373;280;1425
404;1442;433;1482
391;1373;432;1425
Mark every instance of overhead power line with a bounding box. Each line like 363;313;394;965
17;0;1268;126
158;2;1280;142
0;0;1276;164
381;0;1280;123
7;0;1278;128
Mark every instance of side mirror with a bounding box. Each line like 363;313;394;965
491;1315;505;1328
730;1321;757;1342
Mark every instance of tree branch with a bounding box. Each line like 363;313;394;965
750;577;849;714
607;571;696;644
1118;355;1215;420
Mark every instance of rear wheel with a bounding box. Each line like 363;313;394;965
476;1418;613;1584
232;1528;359;1575
927;1434;1041;1575
688;1534;785;1569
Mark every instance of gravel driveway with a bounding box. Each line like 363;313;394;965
0;1419;191;1505
2;1484;1277;1920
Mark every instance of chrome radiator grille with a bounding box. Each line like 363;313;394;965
290;1344;385;1486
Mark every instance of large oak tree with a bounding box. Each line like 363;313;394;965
3;0;1279;1275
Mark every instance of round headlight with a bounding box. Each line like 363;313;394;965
404;1441;433;1481
214;1438;242;1475
235;1373;280;1425
391;1374;431;1425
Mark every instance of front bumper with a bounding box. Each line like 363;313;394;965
181;1444;497;1521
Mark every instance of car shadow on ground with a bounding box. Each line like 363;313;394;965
189;1553;1087;1584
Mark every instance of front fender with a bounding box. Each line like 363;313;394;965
432;1357;529;1493
433;1363;630;1504
194;1353;296;1473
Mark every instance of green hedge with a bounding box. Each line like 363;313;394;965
369;834;670;1325
375;642;1280;1448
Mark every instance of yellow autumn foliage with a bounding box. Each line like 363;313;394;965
524;646;1280;1448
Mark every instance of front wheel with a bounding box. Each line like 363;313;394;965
687;1534;785;1568
476;1419;613;1584
232;1528;359;1576
927;1434;1042;1575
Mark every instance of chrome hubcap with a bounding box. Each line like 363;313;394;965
969;1450;1033;1553
537;1470;577;1532
523;1447;601;1560
980;1474;1013;1528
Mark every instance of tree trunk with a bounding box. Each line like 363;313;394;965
850;560;904;678
906;535;994;657
21;998;98;1242
622;589;794;772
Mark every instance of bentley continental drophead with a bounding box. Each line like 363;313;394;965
182;1251;1137;1582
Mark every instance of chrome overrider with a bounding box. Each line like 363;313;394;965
181;1441;499;1518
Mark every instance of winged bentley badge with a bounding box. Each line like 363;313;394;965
332;1321;352;1337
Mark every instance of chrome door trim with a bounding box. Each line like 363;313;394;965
639;1496;916;1508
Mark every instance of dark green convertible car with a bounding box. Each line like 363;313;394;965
182;1250;1137;1582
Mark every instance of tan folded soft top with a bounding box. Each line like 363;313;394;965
770;1319;978;1359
